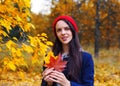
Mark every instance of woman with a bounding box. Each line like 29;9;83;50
41;15;94;86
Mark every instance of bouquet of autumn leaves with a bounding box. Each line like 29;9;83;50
44;51;67;72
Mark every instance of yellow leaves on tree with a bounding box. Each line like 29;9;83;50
2;57;28;71
28;34;52;68
0;0;33;36
44;51;55;64
0;1;53;85
6;40;17;49
2;58;16;71
6;40;22;57
22;44;34;53
0;32;52;72
0;0;54;84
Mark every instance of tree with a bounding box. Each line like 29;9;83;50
0;0;33;43
0;0;51;73
100;0;120;49
31;13;50;36
95;0;100;57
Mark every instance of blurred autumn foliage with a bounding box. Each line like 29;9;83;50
0;0;120;86
0;0;52;85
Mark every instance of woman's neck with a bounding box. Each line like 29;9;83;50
62;44;69;54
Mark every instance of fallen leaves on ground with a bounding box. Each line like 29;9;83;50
0;71;42;86
94;57;120;86
0;48;120;86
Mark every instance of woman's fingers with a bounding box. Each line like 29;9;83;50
44;74;51;81
51;71;64;78
43;69;70;86
42;67;54;78
49;71;67;84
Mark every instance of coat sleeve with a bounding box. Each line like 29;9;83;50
41;65;47;86
41;79;47;86
70;52;94;86
40;65;56;86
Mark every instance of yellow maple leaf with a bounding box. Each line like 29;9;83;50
16;15;22;22
0;30;8;37
44;51;56;64
24;23;31;32
3;57;10;65
23;0;30;8
32;58;40;65
13;37;18;41
46;41;53;46
16;49;22;57
22;44;34;53
28;36;38;47
6;40;16;49
11;47;17;53
41;33;48;38
17;71;25;80
7;61;16;71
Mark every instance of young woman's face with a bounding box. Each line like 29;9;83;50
55;20;73;45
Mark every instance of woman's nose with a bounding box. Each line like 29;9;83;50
61;29;66;34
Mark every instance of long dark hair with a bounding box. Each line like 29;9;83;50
52;19;82;82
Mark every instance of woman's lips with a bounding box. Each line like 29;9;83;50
61;36;68;41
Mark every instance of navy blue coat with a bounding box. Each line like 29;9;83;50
41;52;94;86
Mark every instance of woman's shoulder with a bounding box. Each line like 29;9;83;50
81;51;94;65
81;51;92;58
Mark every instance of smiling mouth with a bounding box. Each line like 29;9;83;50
61;37;68;41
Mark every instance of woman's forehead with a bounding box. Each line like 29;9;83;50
56;20;69;28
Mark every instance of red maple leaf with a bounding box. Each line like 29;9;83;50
44;54;67;72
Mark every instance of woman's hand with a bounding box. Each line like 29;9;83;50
42;68;54;85
49;70;70;86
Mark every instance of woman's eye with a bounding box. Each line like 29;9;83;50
56;28;61;32
65;27;70;30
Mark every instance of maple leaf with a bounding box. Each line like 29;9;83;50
44;54;67;72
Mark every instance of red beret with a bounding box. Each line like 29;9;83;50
52;15;78;36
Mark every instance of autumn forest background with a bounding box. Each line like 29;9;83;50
0;0;120;86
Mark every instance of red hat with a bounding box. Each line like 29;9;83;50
52;15;78;36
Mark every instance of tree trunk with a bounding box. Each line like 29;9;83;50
106;28;110;49
95;0;100;57
119;31;120;48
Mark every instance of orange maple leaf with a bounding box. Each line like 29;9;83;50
44;54;67;72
